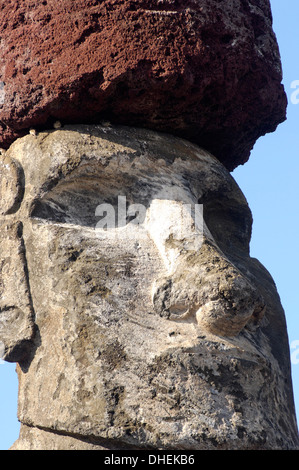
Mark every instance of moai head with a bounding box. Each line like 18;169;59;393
1;125;298;450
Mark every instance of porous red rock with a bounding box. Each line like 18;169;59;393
0;0;287;170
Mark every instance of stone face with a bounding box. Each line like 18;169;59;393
0;0;286;170
1;125;298;450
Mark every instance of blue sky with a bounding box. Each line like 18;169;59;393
0;0;298;450
233;0;299;428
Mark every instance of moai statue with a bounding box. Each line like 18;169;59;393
0;0;298;451
0;125;298;450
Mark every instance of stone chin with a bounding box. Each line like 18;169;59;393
1;124;298;450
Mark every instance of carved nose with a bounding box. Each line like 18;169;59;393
196;267;265;336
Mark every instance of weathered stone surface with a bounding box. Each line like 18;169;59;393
0;154;25;216
0;0;286;170
11;425;110;450
1;125;298;450
0;221;35;363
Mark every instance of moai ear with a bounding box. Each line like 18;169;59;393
0;222;36;363
0;154;25;215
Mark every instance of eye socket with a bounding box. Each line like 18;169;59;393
202;197;252;255
30;179;149;229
